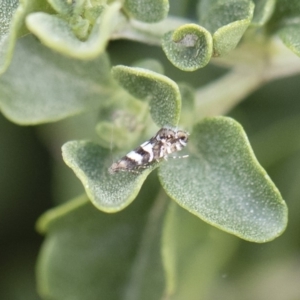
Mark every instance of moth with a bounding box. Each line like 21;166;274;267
109;127;189;174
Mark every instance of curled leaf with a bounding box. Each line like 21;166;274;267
112;65;181;127
26;2;121;59
162;24;213;71
198;0;255;56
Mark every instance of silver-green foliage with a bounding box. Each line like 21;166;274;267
1;0;299;299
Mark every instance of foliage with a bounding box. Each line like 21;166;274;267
1;0;300;299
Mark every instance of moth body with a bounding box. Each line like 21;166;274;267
109;127;189;174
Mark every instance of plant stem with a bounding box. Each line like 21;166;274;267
112;16;190;45
123;187;169;300
195;67;263;117
195;38;300;118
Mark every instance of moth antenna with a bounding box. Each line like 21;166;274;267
110;120;115;166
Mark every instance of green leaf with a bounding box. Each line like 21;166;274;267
112;65;181;127
26;2;121;60
162;202;238;299
162;24;213;71
198;0;255;56
268;0;300;26
158;117;288;242
0;0;19;74
123;0;169;23
277;24;300;57
0;35;114;125
198;0;254;33
267;0;300;57
0;0;51;75
37;189;164;300
251;0;276;26
122;188;167;300
62;141;155;212
47;0;86;16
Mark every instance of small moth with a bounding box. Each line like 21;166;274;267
109;127;189;174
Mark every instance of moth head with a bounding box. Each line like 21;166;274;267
157;128;189;147
156;128;175;141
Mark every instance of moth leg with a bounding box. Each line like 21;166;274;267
109;167;141;175
130;170;142;174
135;165;152;172
170;155;189;159
137;166;149;170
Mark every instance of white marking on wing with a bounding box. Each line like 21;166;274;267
126;151;143;164
141;141;150;147
141;142;154;162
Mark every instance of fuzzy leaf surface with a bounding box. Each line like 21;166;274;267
0;0;51;74
162;24;213;71
112;66;181;127
268;0;300;57
251;0;275;26
268;0;300;26
26;2;121;59
278;24;300;57
37;191;164;300
47;0;86;16
159;117;288;242
0;35;113;125
62;141;155;212
198;0;254;56
124;0;169;23
0;0;19;74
